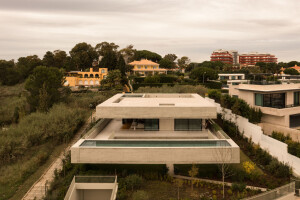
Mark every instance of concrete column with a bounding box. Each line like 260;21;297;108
166;163;174;175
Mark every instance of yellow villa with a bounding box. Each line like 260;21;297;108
129;59;167;77
64;67;108;87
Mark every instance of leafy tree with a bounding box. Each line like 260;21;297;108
0;60;21;85
164;54;177;62
159;58;175;69
101;69;123;88
284;68;299;75
133;50;162;62
17;55;43;79
177;56;190;70
53;50;70;69
120;45;136;64
201;61;224;70
95;41;119;56
99;50;118;70
287;61;300;67
116;54;127;76
69;42;98;70
190;67;218;82
25;66;64;111
42;51;55;67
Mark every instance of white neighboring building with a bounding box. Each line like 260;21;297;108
71;93;240;173
218;73;248;89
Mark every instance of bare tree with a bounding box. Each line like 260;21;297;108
214;143;234;199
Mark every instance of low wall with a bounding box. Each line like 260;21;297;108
260;122;300;143
84;119;111;139
205;97;300;176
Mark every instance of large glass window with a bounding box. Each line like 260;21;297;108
174;119;202;131
144;119;159;131
255;93;285;108
294;92;300;106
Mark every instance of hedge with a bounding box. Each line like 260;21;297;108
272;131;300;158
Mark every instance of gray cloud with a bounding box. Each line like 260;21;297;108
0;0;300;62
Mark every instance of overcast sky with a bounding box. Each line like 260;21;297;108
1;0;300;62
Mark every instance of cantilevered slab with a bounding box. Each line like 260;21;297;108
96;93;217;119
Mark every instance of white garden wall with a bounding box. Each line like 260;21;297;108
206;97;300;176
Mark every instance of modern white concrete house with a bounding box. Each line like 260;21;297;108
71;93;240;173
64;176;118;200
229;83;300;130
218;73;248;89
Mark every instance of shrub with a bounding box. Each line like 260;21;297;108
132;190;149;200
125;174;143;191
227;189;233;195
231;182;246;192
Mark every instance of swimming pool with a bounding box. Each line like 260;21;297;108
80;140;230;147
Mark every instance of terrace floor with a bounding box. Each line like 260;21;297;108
93;119;218;140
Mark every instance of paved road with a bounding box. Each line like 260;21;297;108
22;112;95;200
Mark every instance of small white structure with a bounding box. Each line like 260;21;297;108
218;73;247;89
64;176;118;200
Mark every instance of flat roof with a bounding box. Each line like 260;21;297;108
237;83;300;92
96;93;217;119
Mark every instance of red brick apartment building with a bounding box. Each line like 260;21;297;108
210;49;233;64
239;52;277;66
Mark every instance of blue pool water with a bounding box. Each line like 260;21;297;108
80;140;230;147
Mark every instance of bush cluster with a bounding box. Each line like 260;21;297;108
0;103;87;165
220;118;291;179
208;90;262;123
272;131;300;158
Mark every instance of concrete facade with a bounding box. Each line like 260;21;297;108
71;93;240;167
229;83;300;128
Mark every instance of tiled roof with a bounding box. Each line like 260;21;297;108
129;59;159;66
290;65;300;71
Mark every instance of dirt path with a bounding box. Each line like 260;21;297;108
22;112;95;200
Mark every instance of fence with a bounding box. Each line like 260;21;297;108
242;182;295;200
206;97;300;176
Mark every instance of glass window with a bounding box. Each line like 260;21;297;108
101;69;105;73
255;93;263;106
174;119;189;131
144;119;159;131
188;119;202;131
294;92;300;106
174;119;202;131
145;66;147;69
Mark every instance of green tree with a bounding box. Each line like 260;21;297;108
133;50;162;62
0;60;21;85
42;51;55;67
164;54;177;62
190;67;218;82
177;56;191;70
95;41;119;56
25;66;64;111
188;164;199;191
101;69;123;88
287;61;300;67
69;42;98;70
116;54;127;76
159;58;175;69
17;55;43;79
284;68;299;75
99;50;118;70
120;44;136;63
